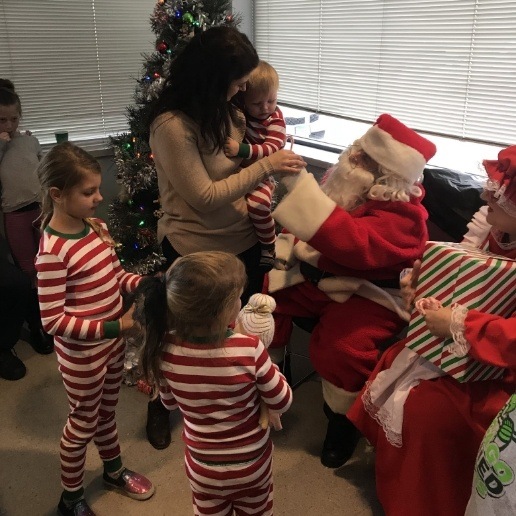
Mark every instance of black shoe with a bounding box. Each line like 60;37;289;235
320;403;361;468
57;495;96;516
0;349;26;381
146;397;171;450
29;329;54;355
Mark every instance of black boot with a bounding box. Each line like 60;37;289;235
321;402;361;468
0;349;26;381
29;328;54;355
146;397;171;450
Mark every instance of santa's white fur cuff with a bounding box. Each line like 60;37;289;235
273;172;336;242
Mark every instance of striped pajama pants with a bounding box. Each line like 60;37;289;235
185;441;274;515
55;337;125;491
246;181;275;247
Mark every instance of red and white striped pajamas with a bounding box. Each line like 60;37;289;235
246;180;276;246
35;218;141;492
159;332;292;516
243;108;287;248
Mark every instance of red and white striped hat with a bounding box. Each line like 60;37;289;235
358;114;436;186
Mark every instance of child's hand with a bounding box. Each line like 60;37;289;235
224;137;239;157
120;304;138;333
0;132;10;141
423;306;453;338
258;401;283;430
268;411;283;431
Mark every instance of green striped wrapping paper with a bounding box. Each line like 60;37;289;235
405;241;516;382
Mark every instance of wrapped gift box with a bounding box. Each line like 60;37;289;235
405;241;516;382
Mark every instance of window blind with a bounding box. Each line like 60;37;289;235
254;0;516;146
0;0;156;146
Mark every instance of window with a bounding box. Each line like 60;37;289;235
0;0;156;147
254;0;515;173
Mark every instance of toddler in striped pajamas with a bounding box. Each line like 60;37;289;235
34;143;154;516
224;61;288;271
139;251;292;515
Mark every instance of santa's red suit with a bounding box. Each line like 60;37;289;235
267;114;437;467
269;174;428;393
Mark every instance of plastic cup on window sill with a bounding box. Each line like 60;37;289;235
54;130;69;144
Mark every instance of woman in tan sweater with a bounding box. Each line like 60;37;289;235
146;26;305;449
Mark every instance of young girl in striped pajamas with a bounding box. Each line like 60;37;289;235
224;61;288;271
139;251;292;516
35;142;154;516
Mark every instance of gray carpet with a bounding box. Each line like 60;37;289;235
0;328;383;516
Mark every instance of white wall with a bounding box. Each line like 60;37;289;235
232;0;253;43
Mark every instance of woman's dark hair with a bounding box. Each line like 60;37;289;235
149;26;259;151
139;251;247;395
0;78;22;115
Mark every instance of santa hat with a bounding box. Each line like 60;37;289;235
358;114;436;186
234;293;276;348
483;145;516;217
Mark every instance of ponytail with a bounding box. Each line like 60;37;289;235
137;275;170;396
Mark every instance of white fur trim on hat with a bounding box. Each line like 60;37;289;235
359;126;427;185
358;114;436;187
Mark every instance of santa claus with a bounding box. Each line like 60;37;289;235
267;113;436;468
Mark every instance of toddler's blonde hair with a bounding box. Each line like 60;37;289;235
246;60;279;96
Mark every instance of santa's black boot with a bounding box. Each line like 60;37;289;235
146;397;171;450
320;402;361;468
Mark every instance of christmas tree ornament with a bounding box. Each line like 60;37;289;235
182;12;194;24
156;41;169;53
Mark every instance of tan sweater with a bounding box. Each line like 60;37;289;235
150;110;274;256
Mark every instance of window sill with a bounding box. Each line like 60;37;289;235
291;142;339;170
41;138;114;158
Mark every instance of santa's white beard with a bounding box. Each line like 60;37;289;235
321;153;376;211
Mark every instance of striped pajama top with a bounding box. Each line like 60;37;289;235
35;218;141;347
159;332;292;464
242;107;287;160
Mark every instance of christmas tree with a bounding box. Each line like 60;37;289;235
109;0;238;275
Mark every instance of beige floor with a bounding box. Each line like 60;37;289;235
0;327;383;516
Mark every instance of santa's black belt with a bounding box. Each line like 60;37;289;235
300;261;399;289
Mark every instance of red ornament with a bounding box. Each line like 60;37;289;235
156;41;168;54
